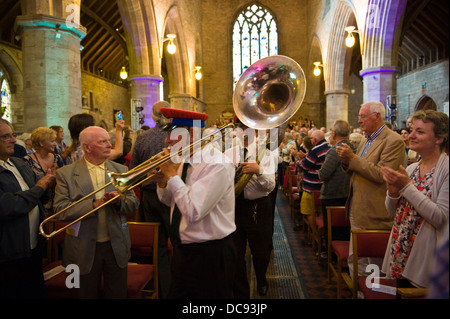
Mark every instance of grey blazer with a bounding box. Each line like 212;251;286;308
53;158;139;275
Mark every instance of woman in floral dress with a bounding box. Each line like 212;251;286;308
380;110;448;288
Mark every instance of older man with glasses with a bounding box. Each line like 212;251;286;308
0;119;56;299
336;101;406;281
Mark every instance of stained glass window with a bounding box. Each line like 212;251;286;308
0;69;11;123
232;3;278;88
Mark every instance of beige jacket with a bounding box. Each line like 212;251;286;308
345;127;406;230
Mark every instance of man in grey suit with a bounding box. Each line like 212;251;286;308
53;126;139;299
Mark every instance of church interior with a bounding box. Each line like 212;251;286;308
0;0;449;302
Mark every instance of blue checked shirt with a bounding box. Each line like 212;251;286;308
360;125;386;158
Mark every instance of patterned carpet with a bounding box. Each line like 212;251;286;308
275;189;352;299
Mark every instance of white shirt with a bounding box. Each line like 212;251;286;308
1;159;40;249
157;143;236;244
224;141;276;200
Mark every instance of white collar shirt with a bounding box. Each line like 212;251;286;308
157;143;236;244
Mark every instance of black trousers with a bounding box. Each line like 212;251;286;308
168;234;236;299
0;248;44;299
233;194;273;299
139;188;171;299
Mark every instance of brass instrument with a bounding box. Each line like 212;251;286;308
233;55;306;194
40;55;305;238
39;123;234;239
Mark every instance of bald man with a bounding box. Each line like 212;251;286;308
53;126;139;299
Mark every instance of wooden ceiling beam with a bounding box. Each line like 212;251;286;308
80;3;126;51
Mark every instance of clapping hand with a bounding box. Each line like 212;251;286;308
380;165;410;197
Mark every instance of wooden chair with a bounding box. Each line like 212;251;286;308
310;190;324;257
43;221;159;299
351;229;395;299
326;206;351;298
127;222;160;299
351;229;429;299
286;167;301;223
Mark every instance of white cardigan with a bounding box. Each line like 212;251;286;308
382;153;449;288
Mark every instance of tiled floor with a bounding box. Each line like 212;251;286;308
273;189;352;299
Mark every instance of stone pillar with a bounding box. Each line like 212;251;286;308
169;93;206;113
324;90;349;129
15;14;86;131
130;74;163;129
360;66;397;114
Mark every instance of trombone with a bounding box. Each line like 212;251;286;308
39;123;234;239
40;54;306;239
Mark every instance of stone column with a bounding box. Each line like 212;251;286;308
15;14;86;131
324;90;349;129
168;93;206;113
360;66;397;112
130;74;163;129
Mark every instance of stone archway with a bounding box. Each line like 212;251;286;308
323;1;355;128
415;95;437;111
0;47;24;132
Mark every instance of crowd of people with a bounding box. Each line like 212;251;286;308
0;99;448;299
279;101;448;298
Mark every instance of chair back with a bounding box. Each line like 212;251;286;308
127;222;160;299
353;230;391;258
351;229;392;299
312;190;321;209
128;222;157;248
327;206;349;228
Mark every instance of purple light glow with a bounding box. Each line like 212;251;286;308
360;68;397;78
130;77;164;83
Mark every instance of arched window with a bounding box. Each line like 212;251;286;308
232;3;278;88
1;69;11;123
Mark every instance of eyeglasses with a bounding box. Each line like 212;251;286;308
0;133;16;141
358;112;378;120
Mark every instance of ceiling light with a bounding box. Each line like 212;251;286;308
313;62;323;77
164;34;177;54
120;66;128;80
345;26;359;48
194;66;202;80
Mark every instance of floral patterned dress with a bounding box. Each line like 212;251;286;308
389;164;434;278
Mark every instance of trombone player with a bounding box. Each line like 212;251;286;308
53;126;139;299
154;107;236;299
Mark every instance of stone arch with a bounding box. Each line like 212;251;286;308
323;1;357;128
0;47;24;132
164;6;190;97
117;0;159;76
415;95;437;111
306;35;326;125
325;1;354;92
360;0;407;69
359;0;407;104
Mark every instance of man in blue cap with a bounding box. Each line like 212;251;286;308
155;108;237;299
